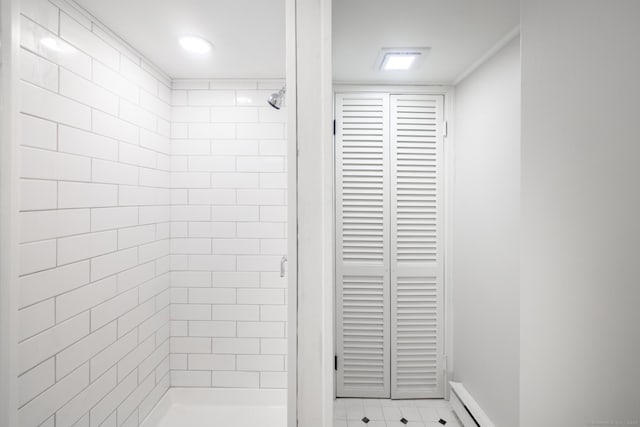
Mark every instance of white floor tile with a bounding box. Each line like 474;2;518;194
413;400;444;408
381;399;404;407
345;399;364;409
363;405;385;420
399;406;421;420
382;406;402;421
387;422;426;427
418;407;440;422
335;398;454;427
347;421;385;427
437;408;455;421
335;404;347;420
347;405;366;420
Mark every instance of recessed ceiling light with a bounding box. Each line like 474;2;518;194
179;36;212;54
382;53;418;70
375;48;430;72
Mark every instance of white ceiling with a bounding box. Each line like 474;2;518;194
74;0;518;83
74;0;286;79
333;0;520;84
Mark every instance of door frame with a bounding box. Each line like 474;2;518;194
288;0;334;425
332;84;455;400
285;1;297;425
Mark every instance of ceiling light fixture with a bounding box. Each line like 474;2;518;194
179;36;212;54
382;53;418;70
376;47;431;72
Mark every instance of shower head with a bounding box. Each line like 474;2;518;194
267;86;286;110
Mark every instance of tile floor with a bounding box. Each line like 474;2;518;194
334;398;462;427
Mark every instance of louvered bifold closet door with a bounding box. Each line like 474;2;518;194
335;93;391;398
390;94;445;399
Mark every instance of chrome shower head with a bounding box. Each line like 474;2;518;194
267;86;286;110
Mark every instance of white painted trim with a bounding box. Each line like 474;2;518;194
334;84;451;94
320;0;334;423
449;387;476;427
171;78;286;84
331;95;337;401
453;25;520;86
334;81;453;87
0;0;20;426
449;382;496;427
294;0;333;424
285;0;298;425
140;388;287;427
443;87;456;401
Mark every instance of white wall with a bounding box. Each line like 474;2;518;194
168;79;288;390
521;1;640;426
453;37;520;427
17;0;171;425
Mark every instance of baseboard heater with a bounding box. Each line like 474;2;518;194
449;382;496;427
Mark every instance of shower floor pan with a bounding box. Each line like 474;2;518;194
141;388;286;427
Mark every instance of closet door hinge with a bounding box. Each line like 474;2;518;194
443;120;448;138
334;355;338;371
333;119;336;136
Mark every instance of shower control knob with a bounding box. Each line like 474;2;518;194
280;256;288;278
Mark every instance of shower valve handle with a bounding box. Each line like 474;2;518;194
280;256;288;278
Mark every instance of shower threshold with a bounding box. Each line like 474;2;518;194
141;388;286;427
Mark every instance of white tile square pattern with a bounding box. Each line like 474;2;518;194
334;399;461;427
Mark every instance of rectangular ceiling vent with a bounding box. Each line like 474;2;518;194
375;47;431;71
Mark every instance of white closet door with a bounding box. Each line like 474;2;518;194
335;93;391;398
390;94;445;399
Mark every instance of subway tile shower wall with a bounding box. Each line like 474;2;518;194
18;1;287;425
169;79;288;390
18;0;169;426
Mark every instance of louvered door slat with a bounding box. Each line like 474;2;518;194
390;94;445;399
336;93;391;398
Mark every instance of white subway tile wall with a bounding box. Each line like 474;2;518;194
18;1;171;426
169;79;288;390
18;0;288;424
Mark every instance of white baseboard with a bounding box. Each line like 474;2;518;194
449;382;496;427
